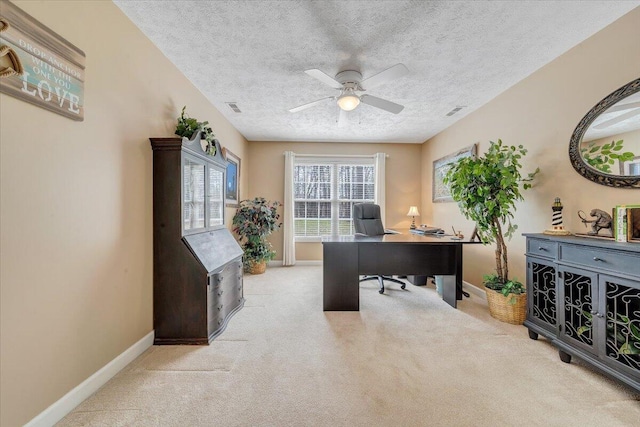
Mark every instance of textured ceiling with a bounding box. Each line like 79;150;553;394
113;0;639;143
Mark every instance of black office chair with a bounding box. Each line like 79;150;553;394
352;203;406;294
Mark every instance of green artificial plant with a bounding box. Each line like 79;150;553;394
174;106;217;155
232;197;282;271
443;139;539;291
483;273;525;304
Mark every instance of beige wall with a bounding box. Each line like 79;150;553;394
421;7;640;290
247;141;423;260
0;1;248;426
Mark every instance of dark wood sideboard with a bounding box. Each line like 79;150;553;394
524;233;639;392
150;136;244;345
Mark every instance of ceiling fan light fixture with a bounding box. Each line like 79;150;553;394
337;93;360;111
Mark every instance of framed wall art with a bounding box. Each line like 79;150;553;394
0;1;86;120
432;144;477;202
224;148;240;207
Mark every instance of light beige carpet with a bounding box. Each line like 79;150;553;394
57;266;639;426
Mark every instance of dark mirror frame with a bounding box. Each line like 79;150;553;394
569;77;640;189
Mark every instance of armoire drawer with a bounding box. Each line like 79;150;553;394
208;297;239;332
212;294;242;322
527;238;558;259
559;244;640;278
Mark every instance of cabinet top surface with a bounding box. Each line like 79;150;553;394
524;233;640;253
150;136;227;167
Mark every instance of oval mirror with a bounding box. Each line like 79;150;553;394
569;77;640;188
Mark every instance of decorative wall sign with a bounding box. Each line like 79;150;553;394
0;0;85;120
432;144;477;202
224;148;241;208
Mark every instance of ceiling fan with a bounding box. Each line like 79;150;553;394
289;63;409;119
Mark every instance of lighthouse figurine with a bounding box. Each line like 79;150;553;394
544;197;572;235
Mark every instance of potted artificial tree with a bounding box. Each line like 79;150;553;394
232;197;282;274
444;139;539;324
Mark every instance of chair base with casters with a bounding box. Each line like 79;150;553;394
360;275;406;294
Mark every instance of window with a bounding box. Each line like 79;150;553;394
208;166;224;227
294;160;375;239
183;158;205;231
182;156;225;233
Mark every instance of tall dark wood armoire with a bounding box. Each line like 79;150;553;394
150;135;243;345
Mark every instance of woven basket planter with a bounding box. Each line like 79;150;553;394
247;260;267;275
485;288;527;325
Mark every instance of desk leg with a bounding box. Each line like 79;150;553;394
323;243;359;311
456;245;470;298
455;244;464;301
441;275;457;308
443;245;464;309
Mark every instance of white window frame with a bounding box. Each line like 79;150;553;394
293;155;378;242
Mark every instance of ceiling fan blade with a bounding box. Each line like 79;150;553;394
360;95;404;114
289;97;334;113
361;63;408;89
304;69;343;89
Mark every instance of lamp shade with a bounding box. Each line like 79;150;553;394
337;93;360;111
407;206;420;217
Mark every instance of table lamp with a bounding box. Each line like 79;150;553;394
407;206;420;229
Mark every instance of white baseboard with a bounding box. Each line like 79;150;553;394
25;330;154;427
268;260;322;267
463;281;486;300
291;260;323;266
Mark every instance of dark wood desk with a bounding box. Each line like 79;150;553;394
322;231;476;311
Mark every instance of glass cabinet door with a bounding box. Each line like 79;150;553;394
208;165;224;227
558;266;598;355
601;274;640;378
183;158;206;231
527;256;557;333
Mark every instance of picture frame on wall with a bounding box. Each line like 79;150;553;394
628;208;640;242
224;148;241;207
432;144;477;202
620;155;640;176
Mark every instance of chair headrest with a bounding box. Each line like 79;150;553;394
353;203;381;220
